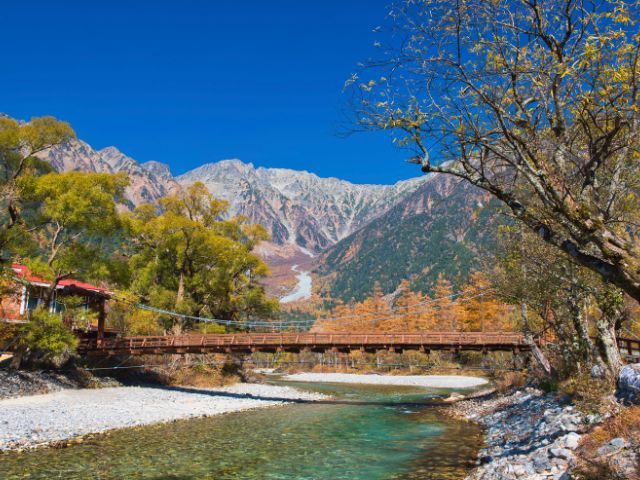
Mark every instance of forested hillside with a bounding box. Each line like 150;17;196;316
316;175;505;302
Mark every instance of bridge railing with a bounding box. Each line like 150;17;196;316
618;337;640;357
82;331;529;352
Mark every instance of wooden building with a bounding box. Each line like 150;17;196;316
0;264;112;339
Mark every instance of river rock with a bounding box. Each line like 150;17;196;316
617;364;640;404
561;432;581;450
443;392;466;403
550;447;574;462
456;389;588;480
591;364;606;379
596;437;627;456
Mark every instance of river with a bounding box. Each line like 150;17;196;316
280;265;312;303
0;379;483;479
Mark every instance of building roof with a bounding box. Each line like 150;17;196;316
11;264;110;295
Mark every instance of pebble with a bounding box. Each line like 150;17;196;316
596;437;627;456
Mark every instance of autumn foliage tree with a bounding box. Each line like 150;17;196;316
315;272;510;334
384;280;435;331
431;274;466;331
462;272;508;332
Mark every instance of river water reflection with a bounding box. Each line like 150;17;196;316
0;379;483;479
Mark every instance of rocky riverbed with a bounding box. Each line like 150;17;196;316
447;389;591;479
0;368;120;399
0;383;327;452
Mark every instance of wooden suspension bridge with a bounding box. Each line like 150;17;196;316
79;332;640;359
81;332;535;356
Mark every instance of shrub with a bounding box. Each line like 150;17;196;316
559;371;616;415
573;406;640;480
14;307;78;368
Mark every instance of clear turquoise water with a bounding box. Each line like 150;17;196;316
0;380;483;479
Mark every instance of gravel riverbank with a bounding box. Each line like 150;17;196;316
0;368;120;400
283;372;489;389
0;383;327;452
446;388;590;479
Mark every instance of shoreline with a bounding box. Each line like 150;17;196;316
282;372;489;389
444;388;588;479
0;383;326;453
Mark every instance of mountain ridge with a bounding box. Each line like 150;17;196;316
37;139;427;252
176;159;429;251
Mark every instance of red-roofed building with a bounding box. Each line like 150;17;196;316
1;264;112;338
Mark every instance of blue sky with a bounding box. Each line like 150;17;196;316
1;1;420;184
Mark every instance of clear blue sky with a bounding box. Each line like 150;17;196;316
1;1;420;184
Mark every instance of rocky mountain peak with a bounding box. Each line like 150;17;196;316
36;139;428;253
98;146;137;172
177;158;429;251
141;161;173;183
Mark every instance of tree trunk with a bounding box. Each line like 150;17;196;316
176;270;185;307
9;350;23;369
596;316;624;376
42;284;58;311
568;293;596;365
520;302;552;376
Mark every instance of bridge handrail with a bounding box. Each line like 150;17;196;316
83;331;530;351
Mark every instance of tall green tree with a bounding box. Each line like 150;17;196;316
126;182;277;332
0;116;75;260
17;171;128;306
352;0;640;301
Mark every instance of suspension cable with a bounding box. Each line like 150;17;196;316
107;286;495;330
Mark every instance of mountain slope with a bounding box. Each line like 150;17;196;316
37;141;179;206
176;160;427;252
316;175;505;302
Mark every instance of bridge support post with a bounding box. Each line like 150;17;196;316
524;334;553;377
97;301;106;346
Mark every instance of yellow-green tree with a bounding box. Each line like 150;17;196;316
17;171;128;307
126;182;278;332
0;116;75;261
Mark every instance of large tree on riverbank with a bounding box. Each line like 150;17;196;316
125;182;278;332
351;0;640;302
494;225;627;374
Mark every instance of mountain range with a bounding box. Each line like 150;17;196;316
38;140;426;252
177;161;427;251
36;138;501;301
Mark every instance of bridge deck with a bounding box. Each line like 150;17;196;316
80;332;532;356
